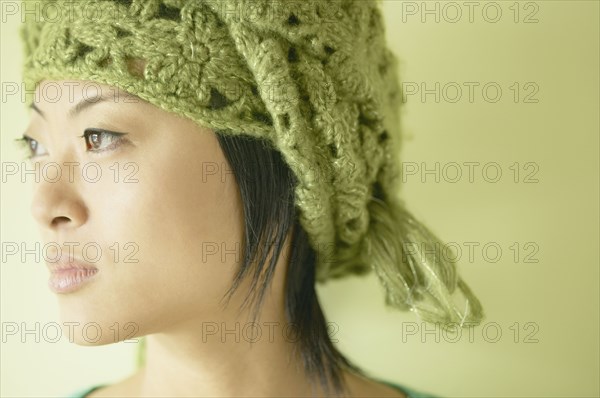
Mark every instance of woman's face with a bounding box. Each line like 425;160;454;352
24;80;246;345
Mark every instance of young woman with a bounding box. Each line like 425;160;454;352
17;1;483;397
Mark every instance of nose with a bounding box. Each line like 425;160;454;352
30;166;88;231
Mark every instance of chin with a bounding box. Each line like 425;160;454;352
56;299;144;346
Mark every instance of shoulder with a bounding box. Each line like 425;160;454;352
81;370;143;397
376;379;442;398
342;371;440;398
341;371;412;398
65;385;106;398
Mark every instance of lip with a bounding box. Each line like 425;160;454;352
46;250;99;294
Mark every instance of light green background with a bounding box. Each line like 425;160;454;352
1;1;598;397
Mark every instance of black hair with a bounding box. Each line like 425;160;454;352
214;131;367;397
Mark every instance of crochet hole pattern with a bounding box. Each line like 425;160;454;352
280;113;291;130
98;56;113;68
157;3;181;21
114;0;132;7
288;47;299;63
287;13;300;26
76;43;94;59
358;111;378;133
125;57;145;79
371;181;385;202
327;143;338;158
69;25;94;61
209;87;230;110
346;217;360;231
378;130;389;144
322;45;335;66
379;62;388;76
114;26;132;39
251;111;274;127
324;45;336;55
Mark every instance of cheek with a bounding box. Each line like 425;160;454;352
138;153;244;287
76;142;245;330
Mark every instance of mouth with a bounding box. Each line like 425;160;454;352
48;268;100;294
46;252;100;294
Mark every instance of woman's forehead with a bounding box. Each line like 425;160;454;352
36;80;130;96
33;79;144;109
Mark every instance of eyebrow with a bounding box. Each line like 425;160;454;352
30;91;141;119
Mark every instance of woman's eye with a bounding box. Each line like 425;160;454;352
15;134;48;159
80;129;128;153
14;129;129;160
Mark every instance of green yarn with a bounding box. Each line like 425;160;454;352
19;0;484;327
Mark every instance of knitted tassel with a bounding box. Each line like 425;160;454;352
364;194;484;327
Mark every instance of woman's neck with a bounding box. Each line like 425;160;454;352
134;311;322;397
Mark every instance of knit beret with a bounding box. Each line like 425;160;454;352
19;0;483;325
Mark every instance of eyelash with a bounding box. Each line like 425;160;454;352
15;129;129;159
79;129;128;154
14;135;42;160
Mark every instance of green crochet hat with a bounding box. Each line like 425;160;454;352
19;0;483;326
